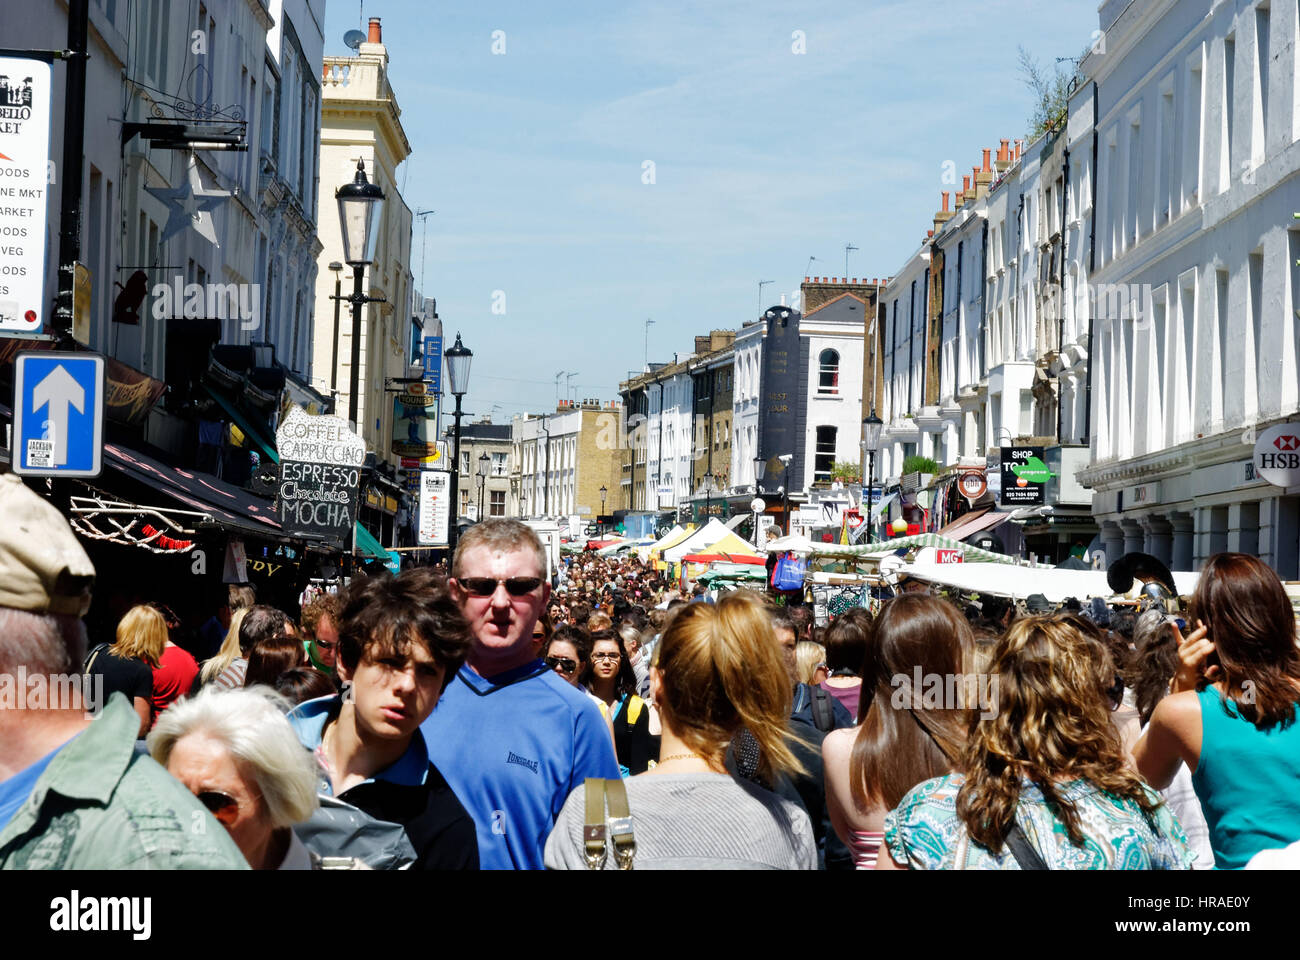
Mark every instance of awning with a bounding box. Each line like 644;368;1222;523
101;442;282;539
353;522;387;559
725;514;748;531
870;492;898;520
937;507;991;540
199;383;279;465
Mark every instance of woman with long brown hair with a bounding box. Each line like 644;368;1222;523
882;616;1193;869
822;595;974;869
544;590;815;868
1133;553;1300;869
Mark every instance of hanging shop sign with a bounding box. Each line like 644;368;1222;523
392;380;440;462
999;446;1049;506
1254;422;1300;488
276;407;365;548
957;470;987;505
0;58;52;333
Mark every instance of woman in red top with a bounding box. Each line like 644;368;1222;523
116;605;198;726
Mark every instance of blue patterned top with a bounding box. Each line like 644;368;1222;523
884;774;1194;870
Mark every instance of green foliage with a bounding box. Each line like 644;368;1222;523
902;455;938;475
830;460;861;483
1018;45;1086;141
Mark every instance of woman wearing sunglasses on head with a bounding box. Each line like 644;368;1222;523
583;630;659;776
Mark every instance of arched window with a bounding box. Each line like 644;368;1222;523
818;349;840;394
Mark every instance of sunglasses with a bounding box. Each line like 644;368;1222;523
545;655;577;675
197;790;238;821
458;577;544;597
591;652;621;663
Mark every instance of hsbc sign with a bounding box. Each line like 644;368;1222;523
1254;423;1300;488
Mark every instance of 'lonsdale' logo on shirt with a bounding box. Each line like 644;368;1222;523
506;751;539;774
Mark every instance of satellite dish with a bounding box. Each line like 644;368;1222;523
343;29;366;51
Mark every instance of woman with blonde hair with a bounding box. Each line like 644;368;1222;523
545;590;815;869
84;605;166;736
822;595;974;868
195;607;250;691
795;640;828;686
881;616;1193;870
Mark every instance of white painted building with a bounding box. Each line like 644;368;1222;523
731;318;764;489
2;0;326;459
798;292;867;488
1075;0;1300;577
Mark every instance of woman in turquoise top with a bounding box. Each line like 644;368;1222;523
881;616;1193;870
1134;553;1300;869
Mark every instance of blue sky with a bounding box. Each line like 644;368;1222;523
325;0;1100;420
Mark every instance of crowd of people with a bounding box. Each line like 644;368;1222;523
2;468;1298;871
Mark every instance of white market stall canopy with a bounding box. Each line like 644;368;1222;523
663;518;734;562
794;533;1027;565
897;560;1202;602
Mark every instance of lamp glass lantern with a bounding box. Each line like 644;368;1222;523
477;453;490;478
861;411;884;453
445;333;473;397
335;161;385;266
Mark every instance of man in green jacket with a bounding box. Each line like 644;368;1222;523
0;474;247;869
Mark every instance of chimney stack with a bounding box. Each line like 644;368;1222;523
934;190;954;231
976;151;993;195
1015;139;1024;162
996;138;1011;172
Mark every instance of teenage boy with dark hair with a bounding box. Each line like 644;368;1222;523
288;569;478;869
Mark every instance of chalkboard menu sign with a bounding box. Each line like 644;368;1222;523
276;407;367;547
757;305;801;491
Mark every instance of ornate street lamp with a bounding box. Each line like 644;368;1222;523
862;410;884;542
477;452;490;520
599;484;607;533
445;333;472;553
335;161;386;431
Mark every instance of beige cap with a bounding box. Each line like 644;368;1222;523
0;474;95;617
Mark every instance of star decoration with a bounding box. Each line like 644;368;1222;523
146;155;230;246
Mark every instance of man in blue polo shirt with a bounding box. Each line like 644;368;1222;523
422;519;619;869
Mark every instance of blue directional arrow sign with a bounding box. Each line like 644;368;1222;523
12;352;105;477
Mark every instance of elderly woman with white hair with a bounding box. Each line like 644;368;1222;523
148;686;320;870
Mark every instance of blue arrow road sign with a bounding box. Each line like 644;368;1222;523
13;352;105;477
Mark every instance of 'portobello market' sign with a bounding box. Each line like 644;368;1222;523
276;407;366;548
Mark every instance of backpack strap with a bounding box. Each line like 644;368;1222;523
582;777;636;870
1004;822;1048;870
82;642;109;676
810;684;834;733
626;695;643;727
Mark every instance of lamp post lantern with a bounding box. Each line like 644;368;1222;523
599;484;607;533
477;452;490;521
444;332;473;554
335;161;387;432
862;410;884;542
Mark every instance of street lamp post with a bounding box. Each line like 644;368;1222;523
477;452;490;521
335;161;387;433
327;261;343;405
862;410;884;542
779;454;793;535
445;333;473;554
599;485;607;533
752;456;766;547
703;470;714;524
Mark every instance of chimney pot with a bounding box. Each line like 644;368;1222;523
368;17;382;43
999;138;1010;161
927;229;934;237
962;175;970;191
804;276;810;282
982;148;992;173
941;190;949;211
